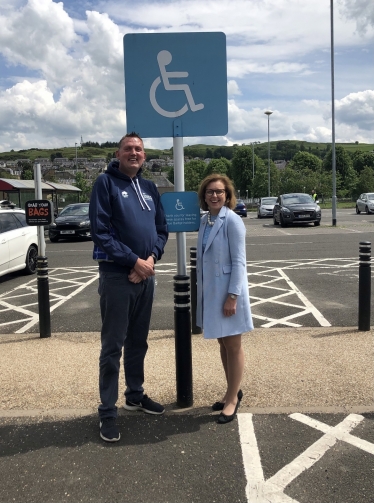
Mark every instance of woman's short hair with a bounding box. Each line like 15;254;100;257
198;174;237;211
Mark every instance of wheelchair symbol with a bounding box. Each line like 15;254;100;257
175;199;185;210
150;50;204;118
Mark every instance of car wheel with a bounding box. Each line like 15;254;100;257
314;221;321;226
24;245;38;275
356;205;360;214
257;213;261;219
273;215;279;226
365;206;370;215
280;215;288;228
49;235;59;242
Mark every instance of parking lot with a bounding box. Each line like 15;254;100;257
0;208;373;503
0;209;373;334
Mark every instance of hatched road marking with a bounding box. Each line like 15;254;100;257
0;258;361;333
0;267;99;333
238;412;373;503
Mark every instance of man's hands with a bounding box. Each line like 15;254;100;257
128;257;155;284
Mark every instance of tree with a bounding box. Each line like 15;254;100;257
167;159;206;192
352;151;374;173
204;157;231;177
18;161;34;180
355;167;374;196
289;151;322;173
74;172;90;202
323;145;353;181
231;147;253;195
279;166;301;194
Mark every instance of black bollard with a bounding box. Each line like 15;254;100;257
190;247;202;334
37;256;51;338
174;275;193;407
358;241;371;331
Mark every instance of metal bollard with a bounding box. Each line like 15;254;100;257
174;275;193;407
358;241;371;331
190;247;202;334
37;256;51;338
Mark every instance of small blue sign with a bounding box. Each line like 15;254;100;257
124;32;228;138
161;192;200;232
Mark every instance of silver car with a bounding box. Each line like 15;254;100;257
257;197;277;218
356;193;374;214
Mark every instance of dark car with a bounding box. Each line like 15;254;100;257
48;203;90;242
273;193;321;227
234;199;247;217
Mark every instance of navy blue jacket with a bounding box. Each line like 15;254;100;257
89;160;168;273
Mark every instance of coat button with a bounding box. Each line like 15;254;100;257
215;273;219;277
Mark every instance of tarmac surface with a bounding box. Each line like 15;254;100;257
1;327;373;503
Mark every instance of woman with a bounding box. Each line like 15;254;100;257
196;174;253;424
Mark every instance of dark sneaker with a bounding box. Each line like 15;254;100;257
99;417;120;442
124;394;165;415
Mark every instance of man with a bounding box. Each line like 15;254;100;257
311;189;318;202
89;132;169;442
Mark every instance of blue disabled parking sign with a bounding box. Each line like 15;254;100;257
161;192;200;232
124;32;228;138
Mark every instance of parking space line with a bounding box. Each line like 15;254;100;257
238;413;370;503
291;413;374;455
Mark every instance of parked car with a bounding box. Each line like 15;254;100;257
257;197;278;218
234;199;247;217
356;193;374;214
273;193;321;227
0;200;38;278
48;203;90;242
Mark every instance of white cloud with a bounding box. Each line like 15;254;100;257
227;80;241;96
0;0;372;151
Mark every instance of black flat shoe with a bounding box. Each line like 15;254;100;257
212;389;243;411
217;400;240;424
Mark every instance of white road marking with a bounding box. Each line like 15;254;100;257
290;413;374;455
0;267;99;333
0;258;359;332
238;413;372;503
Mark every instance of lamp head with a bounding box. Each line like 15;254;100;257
264;110;273;116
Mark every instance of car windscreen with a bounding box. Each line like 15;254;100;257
261;198;277;204
283;195;314;204
59;205;89;216
367;194;374;200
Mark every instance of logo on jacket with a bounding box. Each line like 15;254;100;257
143;193;152;201
121;191;128;198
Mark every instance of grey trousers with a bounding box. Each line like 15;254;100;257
98;271;155;419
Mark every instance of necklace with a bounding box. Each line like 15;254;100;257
207;212;217;226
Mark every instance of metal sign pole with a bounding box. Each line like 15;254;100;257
173;133;187;276
34;164;51;338
173;121;193;407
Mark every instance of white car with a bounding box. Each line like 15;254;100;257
0;201;38;278
257;197;278;218
356;193;374;214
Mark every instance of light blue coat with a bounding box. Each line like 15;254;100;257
196;206;253;339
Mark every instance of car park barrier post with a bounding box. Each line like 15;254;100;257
33;164;51;338
174;275;193;407
190;247;202;334
37;256;51;338
358;241;371;331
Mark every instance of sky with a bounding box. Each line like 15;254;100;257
0;0;373;152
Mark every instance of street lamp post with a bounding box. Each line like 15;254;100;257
264;111;273;197
238;190;240;200
75;142;78;170
246;189;248;201
330;0;337;226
